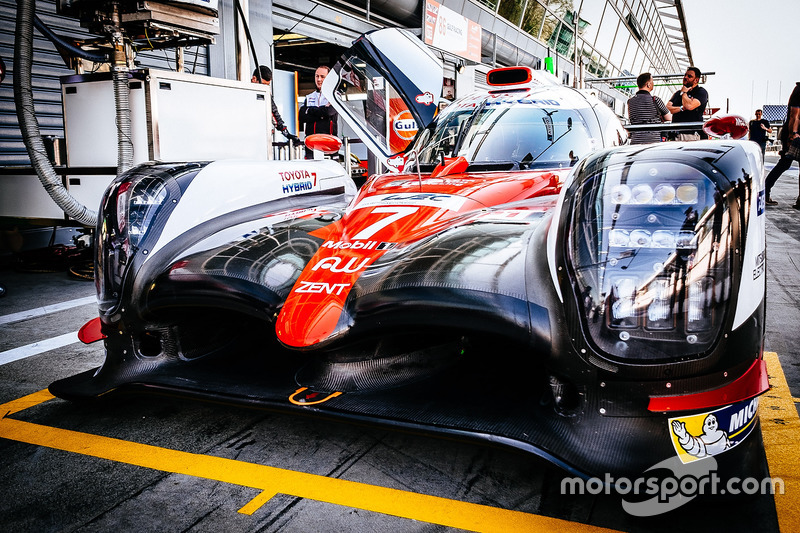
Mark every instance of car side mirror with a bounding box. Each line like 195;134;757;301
305;134;342;154
703;115;748;140
430;156;469;178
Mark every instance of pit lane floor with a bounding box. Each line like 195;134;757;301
1;155;798;532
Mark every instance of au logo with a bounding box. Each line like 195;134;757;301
668;396;760;464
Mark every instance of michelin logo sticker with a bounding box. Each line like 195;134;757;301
668;396;759;463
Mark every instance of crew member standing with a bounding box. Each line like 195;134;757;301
748;109;772;157
667;67;708;140
627;72;671;144
299;65;338;158
764;82;800;207
252;65;299;144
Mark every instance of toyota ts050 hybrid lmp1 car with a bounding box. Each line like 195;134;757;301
52;28;769;480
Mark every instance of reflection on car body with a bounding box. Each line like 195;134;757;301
52;29;768;484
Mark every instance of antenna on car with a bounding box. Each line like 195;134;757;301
405;149;423;191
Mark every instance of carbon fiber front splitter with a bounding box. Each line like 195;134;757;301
49;340;766;482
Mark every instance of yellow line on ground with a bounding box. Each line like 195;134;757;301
0;390;616;533
761;351;800;533
1;388;56;416
238;489;278;515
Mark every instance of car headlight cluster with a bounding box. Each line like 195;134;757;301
96;166;179;316
117;177;169;247
567;160;730;362
609;183;699;205
608;229;696;249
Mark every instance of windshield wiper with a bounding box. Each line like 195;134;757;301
524;115;573;168
466;161;516;172
452;100;491;155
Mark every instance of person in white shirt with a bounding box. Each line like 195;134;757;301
299;66;338;158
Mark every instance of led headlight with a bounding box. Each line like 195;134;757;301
676;183;699;204
653;184;676;204
610;184;631;204
631;184;653;204
117;177;168;247
567;161;730;362
96;165;192;316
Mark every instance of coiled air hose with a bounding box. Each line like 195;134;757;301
14;0;97;226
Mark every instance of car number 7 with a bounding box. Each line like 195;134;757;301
351;206;419;240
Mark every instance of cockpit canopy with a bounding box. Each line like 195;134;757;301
408;90;605;172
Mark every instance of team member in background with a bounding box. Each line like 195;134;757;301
627;72;671;144
667;67;708;141
748;109;772;157
251;65;299;144
299;65;338;158
764;82;800;208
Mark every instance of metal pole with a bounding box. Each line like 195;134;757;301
573;8;580;88
344;137;352;178
492;32;497;68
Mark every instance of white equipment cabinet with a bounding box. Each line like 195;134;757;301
61;69;271;214
0;69;270;222
5;69;272;220
63;68;271;166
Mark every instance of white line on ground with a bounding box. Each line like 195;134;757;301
0;332;79;366
0;296;96;326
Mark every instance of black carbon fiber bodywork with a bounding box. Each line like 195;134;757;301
51;142;767;480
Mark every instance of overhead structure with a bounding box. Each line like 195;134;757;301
653;0;693;71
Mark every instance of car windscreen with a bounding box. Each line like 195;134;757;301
411;96;595;172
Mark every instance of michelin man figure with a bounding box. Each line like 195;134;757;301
671;414;731;458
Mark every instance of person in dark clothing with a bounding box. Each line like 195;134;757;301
251;65;299;143
765;82;800;208
627;72;672;144
299;66;338;158
748;109;773;157
667;67;708;140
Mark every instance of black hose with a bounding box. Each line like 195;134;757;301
233;0;260;78
13;0;97;226
33;14;109;63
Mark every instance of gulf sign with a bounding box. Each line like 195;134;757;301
393;110;417;140
389;100;418;153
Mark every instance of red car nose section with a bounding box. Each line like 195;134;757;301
277;195;477;347
276;246;386;347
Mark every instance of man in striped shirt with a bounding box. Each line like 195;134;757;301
627;73;671;144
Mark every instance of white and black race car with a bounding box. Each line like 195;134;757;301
52;29;768;481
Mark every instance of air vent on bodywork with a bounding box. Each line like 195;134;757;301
488;67;533;86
